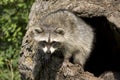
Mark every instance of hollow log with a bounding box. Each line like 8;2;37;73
19;0;120;80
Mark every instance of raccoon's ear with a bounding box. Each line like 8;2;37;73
33;27;43;34
55;28;64;35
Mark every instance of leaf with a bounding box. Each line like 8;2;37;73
0;57;4;66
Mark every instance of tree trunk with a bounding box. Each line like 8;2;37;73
19;0;120;80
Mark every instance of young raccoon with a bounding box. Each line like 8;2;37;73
29;10;94;66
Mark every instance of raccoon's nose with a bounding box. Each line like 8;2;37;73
46;49;51;54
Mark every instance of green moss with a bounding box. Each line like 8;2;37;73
0;0;34;80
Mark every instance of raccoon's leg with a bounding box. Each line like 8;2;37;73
73;49;89;67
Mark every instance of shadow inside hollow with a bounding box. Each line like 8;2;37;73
82;16;120;76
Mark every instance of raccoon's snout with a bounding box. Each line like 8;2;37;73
39;41;61;54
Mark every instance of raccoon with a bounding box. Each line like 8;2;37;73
28;10;94;66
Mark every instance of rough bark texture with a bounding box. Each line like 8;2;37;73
19;0;120;80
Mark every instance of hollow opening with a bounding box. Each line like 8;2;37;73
81;16;120;76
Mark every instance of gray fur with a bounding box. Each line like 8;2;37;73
28;10;94;66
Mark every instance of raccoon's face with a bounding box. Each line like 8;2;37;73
29;12;77;58
31;24;65;55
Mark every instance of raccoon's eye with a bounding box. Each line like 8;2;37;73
55;28;64;35
52;41;61;48
33;28;43;34
39;41;47;48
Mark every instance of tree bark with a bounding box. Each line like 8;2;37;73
19;0;120;80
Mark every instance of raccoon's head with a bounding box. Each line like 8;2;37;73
30;24;66;56
29;10;79;59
